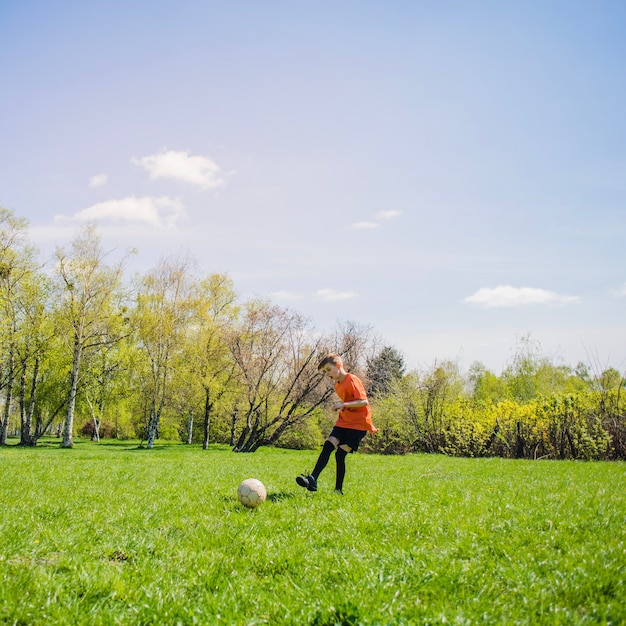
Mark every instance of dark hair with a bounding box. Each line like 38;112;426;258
317;353;342;371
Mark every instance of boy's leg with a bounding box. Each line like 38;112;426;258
335;445;350;493
297;436;339;491
311;440;336;480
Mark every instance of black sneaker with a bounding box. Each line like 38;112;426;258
296;474;318;492
334;489;344;496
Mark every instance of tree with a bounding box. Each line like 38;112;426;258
0;208;39;445
417;360;464;451
227;301;334;452
189;273;239;449
468;361;507;405
19;331;70;444
14;270;54;445
80;342;130;442
134;255;195;449
502;335;580;402
366;345;406;396
55;224;129;448
368;360;462;454
328;319;377;378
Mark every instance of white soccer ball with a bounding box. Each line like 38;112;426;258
237;478;267;508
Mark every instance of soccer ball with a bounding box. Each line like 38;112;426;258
237;478;267;508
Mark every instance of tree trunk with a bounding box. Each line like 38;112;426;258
146;364;168;449
515;421;525;459
233;406;256;451
261;417;294;445
0;413;8;445
98;395;105;441
62;337;82;448
1;346;15;445
202;388;211;450
25;355;40;446
566;427;577;459
86;394;100;442
485;420;501;453
233;409;263;452
186;411;193;445
238;436;267;453
229;408;239;447
33;397;66;445
147;403;159;449
18;355;30;445
236;415;270;452
233;424;250;452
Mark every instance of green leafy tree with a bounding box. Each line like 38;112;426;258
501;335;578;402
468;361;507;405
79;338;134;441
14;270;54;445
417;360;464;451
55;224;130;448
134;256;195;449
0;208;40;444
188;273;239;449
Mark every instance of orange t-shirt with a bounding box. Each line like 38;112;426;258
334;373;378;433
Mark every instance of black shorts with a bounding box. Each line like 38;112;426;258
329;426;367;452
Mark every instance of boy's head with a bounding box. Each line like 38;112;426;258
317;354;345;381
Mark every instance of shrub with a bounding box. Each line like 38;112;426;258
79;420;117;439
275;418;324;450
440;399;493;457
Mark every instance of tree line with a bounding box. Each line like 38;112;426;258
1;208;624;459
0;208;372;451
367;342;626;460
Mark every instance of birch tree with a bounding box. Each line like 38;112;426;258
55;224;129;448
135;256;194;449
81;344;128;442
15;271;54;445
191;273;239;449
0;208;38;444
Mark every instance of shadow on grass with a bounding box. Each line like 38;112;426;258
122;444;179;452
267;491;295;503
115;442;234;453
0;437;236;453
220;491;295;506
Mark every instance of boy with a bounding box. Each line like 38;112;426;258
296;354;378;494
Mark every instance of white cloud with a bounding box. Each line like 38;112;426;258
351;221;379;230
55;196;185;229
317;288;358;302
377;210;402;219
464;285;580;308
270;290;303;301
132;149;224;189
89;174;108;188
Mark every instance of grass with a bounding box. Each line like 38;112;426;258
1;438;625;625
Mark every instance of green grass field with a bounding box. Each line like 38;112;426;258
1;439;625;625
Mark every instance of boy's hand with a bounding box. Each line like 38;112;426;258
332;402;344;411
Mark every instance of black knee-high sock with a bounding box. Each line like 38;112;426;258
335;448;348;491
311;441;335;480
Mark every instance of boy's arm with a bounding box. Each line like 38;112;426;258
333;375;369;411
332;399;369;411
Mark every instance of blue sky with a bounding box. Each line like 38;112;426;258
1;1;625;373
